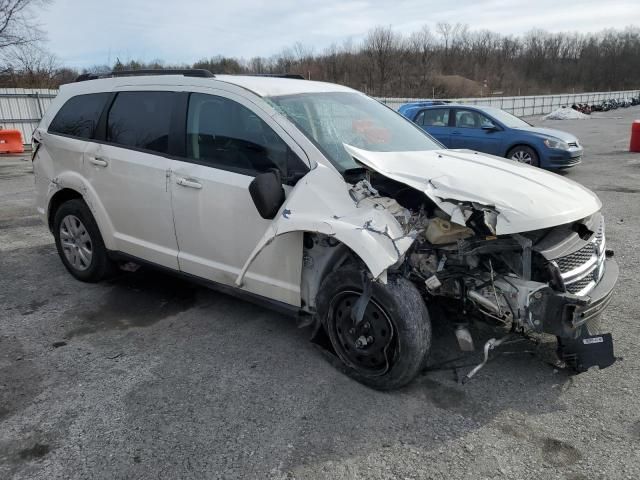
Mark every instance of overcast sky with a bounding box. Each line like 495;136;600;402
39;0;640;68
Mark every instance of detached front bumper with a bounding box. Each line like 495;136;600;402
529;257;618;371
530;257;618;338
571;258;618;330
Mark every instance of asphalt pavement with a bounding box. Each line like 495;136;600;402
1;107;639;479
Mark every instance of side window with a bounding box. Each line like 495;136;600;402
454;110;489;129
49;93;110;139
479;114;496;127
186;93;306;179
423;108;450;127
414;110;425;125
106;91;176;154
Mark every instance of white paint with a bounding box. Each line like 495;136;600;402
83;141;180;269
236;162;411;285
171;159;304;306
343;144;602;235
214;75;355;97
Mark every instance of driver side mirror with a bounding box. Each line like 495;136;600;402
249;170;286;220
482;123;499;131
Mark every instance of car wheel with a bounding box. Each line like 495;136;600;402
508;146;539;167
316;268;431;390
53;199;114;282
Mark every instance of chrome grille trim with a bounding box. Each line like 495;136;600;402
554;217;606;296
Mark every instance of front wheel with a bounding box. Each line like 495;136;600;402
508;145;539;167
316;268;431;390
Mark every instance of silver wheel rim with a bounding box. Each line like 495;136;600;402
511;150;533;164
59;215;93;271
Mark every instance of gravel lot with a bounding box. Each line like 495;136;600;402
1;108;639;480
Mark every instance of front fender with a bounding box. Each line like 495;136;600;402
236;164;415;287
504;138;542;158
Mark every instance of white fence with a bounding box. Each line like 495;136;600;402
377;89;640;115
0;88;58;145
2;87;640;146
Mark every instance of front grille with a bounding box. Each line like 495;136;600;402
556;244;596;272
554;217;605;296
566;276;594;294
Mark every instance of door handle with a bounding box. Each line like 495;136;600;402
451;131;461;135
89;157;108;167
176;177;202;189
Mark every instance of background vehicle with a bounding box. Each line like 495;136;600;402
401;103;583;168
33;71;617;390
397;100;450;121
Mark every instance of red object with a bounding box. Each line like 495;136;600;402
630;120;640;153
0;129;24;154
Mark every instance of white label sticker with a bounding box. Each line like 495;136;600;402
583;337;604;345
425;275;442;291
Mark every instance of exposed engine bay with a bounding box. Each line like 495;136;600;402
304;168;618;376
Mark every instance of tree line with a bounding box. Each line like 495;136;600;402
1;12;639;98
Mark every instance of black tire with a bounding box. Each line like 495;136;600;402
316;268;431;390
507;145;539;167
53;198;114;282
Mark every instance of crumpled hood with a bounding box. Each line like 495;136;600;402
344;145;601;235
514;126;578;143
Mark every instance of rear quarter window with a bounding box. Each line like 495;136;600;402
423;108;450;126
48;93;110;139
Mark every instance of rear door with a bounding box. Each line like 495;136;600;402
83;90;180;269
170;91;310;306
415;108;452;147
39;93;110;213
450;108;503;155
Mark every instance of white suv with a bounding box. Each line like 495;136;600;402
33;70;618;389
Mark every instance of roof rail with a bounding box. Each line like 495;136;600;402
74;73;99;82
74;69;214;82
244;73;305;80
110;69;214;78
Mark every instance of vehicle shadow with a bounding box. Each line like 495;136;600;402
70;266;576;476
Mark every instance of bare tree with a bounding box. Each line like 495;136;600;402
2;42;59;87
409;25;435;83
4;18;640;96
248;56;266;74
363;25;400;95
0;0;50;50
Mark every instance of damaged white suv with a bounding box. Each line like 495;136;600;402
33;70;618;390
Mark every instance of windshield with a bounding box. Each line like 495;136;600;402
268;92;442;171
481;107;531;128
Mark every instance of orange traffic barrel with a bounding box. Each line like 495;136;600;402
631;120;640;153
0;128;25;154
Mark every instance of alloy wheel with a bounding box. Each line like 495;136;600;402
511;150;533;164
59;214;93;271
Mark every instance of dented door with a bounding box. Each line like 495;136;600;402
171;91;305;306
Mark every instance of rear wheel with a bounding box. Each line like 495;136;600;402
508;145;539;167
316;268;431;390
53;199;114;282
